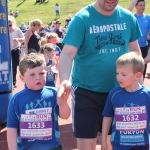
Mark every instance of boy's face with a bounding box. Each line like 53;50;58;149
20;65;47;90
116;65;142;91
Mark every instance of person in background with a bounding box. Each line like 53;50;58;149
38;26;46;38
128;0;150;79
24;19;42;54
39;24;51;38
41;32;61;70
9;10;13;16
14;9;19;18
55;3;60;17
8;15;25;88
41;43;57;87
57;0;146;149
19;22;27;34
102;52;150;150
51;21;56;30
64;18;70;31
52;20;64;39
7;53;70;150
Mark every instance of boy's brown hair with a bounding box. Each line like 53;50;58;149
19;53;46;76
116;52;145;73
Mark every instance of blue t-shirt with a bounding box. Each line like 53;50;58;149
134;14;150;47
63;4;141;93
46;60;56;87
7;86;60;150
103;86;150;150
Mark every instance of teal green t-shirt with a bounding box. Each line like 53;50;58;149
63;4;141;93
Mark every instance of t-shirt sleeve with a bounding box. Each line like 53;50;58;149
62;16;85;49
129;14;142;42
102;92;114;117
7;96;20;128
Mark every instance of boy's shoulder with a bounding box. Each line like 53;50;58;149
44;86;57;92
109;85;150;96
12;86;57;99
109;86;123;95
141;85;150;94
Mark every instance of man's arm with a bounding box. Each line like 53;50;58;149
58;44;77;82
101;117;112;150
128;40;141;55
128;0;138;11
57;45;78;112
7;128;17;150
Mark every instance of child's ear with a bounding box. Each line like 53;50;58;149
136;72;143;79
19;75;25;83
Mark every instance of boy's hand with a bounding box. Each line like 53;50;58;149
57;80;71;105
101;142;108;150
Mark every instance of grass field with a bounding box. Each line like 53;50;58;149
8;0;150;26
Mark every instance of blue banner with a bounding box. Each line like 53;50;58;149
0;0;12;123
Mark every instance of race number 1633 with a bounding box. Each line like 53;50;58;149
28;122;45;129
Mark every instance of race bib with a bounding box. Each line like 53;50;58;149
20;108;52;140
115;106;147;146
115;106;147;131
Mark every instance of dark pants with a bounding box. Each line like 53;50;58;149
140;46;148;79
51;145;62;150
11;48;20;86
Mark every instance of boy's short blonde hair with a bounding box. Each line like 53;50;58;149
116;52;145;73
19;53;46;76
40;43;54;54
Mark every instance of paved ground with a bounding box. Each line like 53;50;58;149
1;63;150;150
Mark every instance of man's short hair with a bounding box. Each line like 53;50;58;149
19;53;46;76
116;52;145;73
136;0;145;5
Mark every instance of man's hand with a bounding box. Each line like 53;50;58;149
57;80;71;105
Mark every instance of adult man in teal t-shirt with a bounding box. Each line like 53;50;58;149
57;0;150;150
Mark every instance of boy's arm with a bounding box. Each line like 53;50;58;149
101;117;113;150
128;0;138;11
57;82;71;119
7;128;17;150
58;101;71;119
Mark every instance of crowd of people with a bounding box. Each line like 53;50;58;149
6;0;150;150
8;14;71;89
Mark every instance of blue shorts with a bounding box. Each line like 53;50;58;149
71;86;109;138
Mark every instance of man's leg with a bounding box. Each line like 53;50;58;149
77;138;97;150
72;86;109;150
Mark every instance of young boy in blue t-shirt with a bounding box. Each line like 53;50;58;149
7;53;71;150
102;52;150;150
